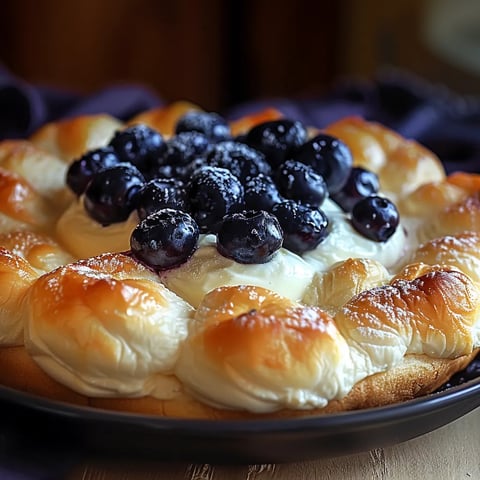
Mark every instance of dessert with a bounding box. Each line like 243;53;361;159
0;102;478;419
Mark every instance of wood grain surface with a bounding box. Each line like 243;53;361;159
66;407;480;480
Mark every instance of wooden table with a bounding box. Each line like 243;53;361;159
66;407;480;480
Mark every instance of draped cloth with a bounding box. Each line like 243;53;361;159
1;66;480;173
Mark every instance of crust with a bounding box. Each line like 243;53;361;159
0;346;475;419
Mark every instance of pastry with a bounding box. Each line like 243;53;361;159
0;167;58;232
0;104;477;419
0;230;73;346
0;140;72;208
23;253;192;400
30;113;123;163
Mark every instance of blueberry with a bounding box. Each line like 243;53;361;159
109;124;167;172
175;111;231;143
205;141;271;182
83;163;145;225
180;156;209;180
217;210;283;264
292;133;353;194
130;209;199;270
271;200;329;254
156;131;210;168
351;195;399;242
331;167;380;212
144;131;210;180
66;147;120;195
144;163;183;181
245;119;308;168
187;166;244;233
136;178;189;220
244;173;283;211
275;160;328;207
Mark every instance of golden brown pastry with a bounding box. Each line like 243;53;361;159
325;116;403;172
0;140;72;209
30;113;123;163
324;116;446;199
127;101;201;137
23;252;193;400
0;231;74;346
175;285;354;413
0;230;74;274
302;258;391;315
229;107;284;136
0;248;37;346
336;268;479;372
0;167;58;233
410;232;480;284
418;192;480;243
396;180;468;217
447;171;480;194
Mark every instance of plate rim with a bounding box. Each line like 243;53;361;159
1;376;480;463
1;375;479;432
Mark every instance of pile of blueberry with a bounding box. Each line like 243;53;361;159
66;111;400;270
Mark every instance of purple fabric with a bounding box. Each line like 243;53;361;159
228;71;480;174
2;66;480;174
0;66;162;140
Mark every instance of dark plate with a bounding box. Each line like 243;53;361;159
0;374;479;464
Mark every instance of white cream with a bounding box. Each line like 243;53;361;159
56;197;138;259
302;199;410;273
161;234;316;308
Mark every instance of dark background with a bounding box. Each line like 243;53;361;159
0;0;479;111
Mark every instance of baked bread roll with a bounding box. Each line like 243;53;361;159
23;252;193;399
0;230;74;274
127;101;201;136
418;192;480;243
175;285;354;413
324;116;446;200
302;258;391;315
410;232;480;284
336;268;479;374
0;140;72;209
0;248;37;346
325;116;404;172
30;114;123;163
0;231;74;346
396;180;468;217
0;168;59;233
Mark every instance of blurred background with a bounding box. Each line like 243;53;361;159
1;0;479;112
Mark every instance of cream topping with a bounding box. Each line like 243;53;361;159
161;234;316;307
56;197;138;259
302;199;409;272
